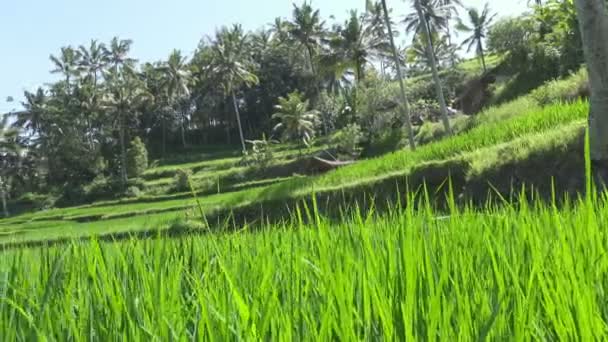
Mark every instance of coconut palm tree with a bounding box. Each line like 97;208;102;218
456;3;496;73
403;0;449;40
103;37;137;74
50;46;80;94
328;10;389;82
436;0;462;65
78;39;108;89
574;0;608;170
103;69;150;186
12;88;46;135
288;1;326;74
381;0;416;150
209;25;259;154
414;0;452;134
160;49;192;148
271;91;318;145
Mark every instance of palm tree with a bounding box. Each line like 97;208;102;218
103;37;137;74
78;39;108;89
436;0;462;66
160;50;192;148
0;116;19;217
406;31;452;68
457;3;496;73
381;0;416;150
103;70;150;186
289;1;326;74
574;0;608;170
12;88;46;135
271;91;318;145
50;46;80;94
403;0;449;40
328;10;389;82
209;25;260;153
414;0;452;134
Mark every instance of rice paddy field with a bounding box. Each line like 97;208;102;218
2;187;608;339
1;72;605;339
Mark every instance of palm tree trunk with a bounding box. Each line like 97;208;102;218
306;45;316;75
416;0;452;135
0;177;8;218
574;0;608;173
119;114;128;187
478;40;487;73
162;117;167;157
446;23;456;67
231;91;247;153
180;112;187;148
381;0;416;150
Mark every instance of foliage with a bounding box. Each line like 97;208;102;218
242;135;276;170
530;67;589;106
173;168;193;192
456;3;496;72
127;136;149;178
272;91;319;145
331;123;365;159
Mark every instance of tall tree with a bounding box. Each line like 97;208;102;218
456;3;496;73
210;25;260;153
289;1;326;75
49;46;80;94
103;70;149;186
160;50;192;148
403;0;449;40
414;0;452;135
328;10;389;82
103;37;137;74
436;0;462;66
77;39;108;89
381;0;416;150
573;0;608;173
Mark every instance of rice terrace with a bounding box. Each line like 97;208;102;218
2;0;608;340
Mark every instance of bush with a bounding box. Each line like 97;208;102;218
530;68;589;106
127;137;148;178
331;124;365;160
124;186;143;198
173;169;193;192
242;135;275;170
80;175;122;203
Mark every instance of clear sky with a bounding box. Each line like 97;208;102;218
0;0;529;114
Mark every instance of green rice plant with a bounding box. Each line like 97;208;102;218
1;185;608;339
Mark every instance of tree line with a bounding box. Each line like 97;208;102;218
0;0;595;213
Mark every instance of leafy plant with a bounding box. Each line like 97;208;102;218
173;169;193;192
331;123;365;159
272;91;319;146
126;136;148;178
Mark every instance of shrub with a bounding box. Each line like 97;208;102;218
173;169;193;192
127;137;148;178
80;175;122;202
242;135;275;170
124;186;143;198
530;68;589;106
331;124;365;160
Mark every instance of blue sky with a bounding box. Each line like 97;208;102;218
0;0;529;114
